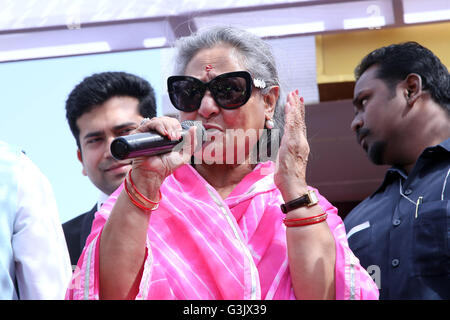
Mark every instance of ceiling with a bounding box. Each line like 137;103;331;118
0;0;449;62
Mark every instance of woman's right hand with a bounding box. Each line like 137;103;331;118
128;116;198;198
101;116;198;300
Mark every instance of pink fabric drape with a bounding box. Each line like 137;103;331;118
66;161;379;300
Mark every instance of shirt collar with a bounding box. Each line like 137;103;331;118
370;167;405;197
370;137;450;197
431;137;450;152
97;191;110;211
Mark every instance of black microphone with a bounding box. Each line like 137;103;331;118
110;120;206;160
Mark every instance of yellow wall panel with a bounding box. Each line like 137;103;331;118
316;22;450;83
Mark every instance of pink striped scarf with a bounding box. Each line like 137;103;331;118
66;161;378;300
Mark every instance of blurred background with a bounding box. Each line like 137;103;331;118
0;0;448;222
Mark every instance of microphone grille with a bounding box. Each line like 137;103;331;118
181;120;206;142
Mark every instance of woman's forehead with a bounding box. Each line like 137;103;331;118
184;45;245;77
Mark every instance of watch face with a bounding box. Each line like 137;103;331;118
307;190;319;206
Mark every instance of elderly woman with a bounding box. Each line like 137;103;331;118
67;26;378;300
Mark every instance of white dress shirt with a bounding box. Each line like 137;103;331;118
97;191;110;211
0;141;72;299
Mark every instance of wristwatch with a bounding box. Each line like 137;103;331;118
280;190;319;214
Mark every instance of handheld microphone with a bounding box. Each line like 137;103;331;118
110;120;206;160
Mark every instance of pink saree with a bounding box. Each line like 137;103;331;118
66;161;378;300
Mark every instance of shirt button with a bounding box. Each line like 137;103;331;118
404;189;412;195
392;259;400;267
393;219;401;226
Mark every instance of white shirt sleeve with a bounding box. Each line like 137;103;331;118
12;153;72;299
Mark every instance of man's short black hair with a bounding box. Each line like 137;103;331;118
355;41;450;113
66;71;157;149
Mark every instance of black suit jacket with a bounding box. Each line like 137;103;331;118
63;205;96;267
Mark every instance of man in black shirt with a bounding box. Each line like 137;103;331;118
63;72;157;269
344;42;450;299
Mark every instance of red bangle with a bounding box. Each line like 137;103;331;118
284;216;327;227
283;212;327;223
128;169;160;204
124;177;159;212
283;213;327;227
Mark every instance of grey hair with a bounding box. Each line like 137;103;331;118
173;26;285;160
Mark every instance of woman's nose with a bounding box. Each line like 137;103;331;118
197;90;220;119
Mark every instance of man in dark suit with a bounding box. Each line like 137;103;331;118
63;72;157;268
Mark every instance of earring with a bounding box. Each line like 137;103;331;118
265;119;274;129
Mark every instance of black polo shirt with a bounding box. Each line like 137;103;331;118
344;138;450;299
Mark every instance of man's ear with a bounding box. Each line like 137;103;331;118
77;149;87;176
263;86;279;119
404;73;423;107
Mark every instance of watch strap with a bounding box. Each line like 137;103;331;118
280;190;319;214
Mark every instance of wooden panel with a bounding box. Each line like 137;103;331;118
318;81;355;102
305;99;389;204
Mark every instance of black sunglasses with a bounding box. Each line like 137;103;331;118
167;71;266;112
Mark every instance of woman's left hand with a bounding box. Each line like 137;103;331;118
274;90;310;202
275;91;336;300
